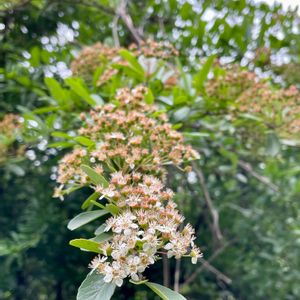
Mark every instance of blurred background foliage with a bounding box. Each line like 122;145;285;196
1;0;300;299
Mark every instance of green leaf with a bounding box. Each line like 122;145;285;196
144;89;154;104
29;46;40;67
48;141;75;148
74;136;95;147
105;203;120;215
194;55;216;92
94;224;107;235
7;164;25;176
44;77;69;105
77;272;116;300
65;78;96;106
51;131;73;139
33;106;60;114
82;192;101;210
90;94;104;105
70;239;102;253
266;132;280;157
173;107;190;121
144;282;187;300
67;210;109;231
240;113;262;122
183;132;210;138
90;232;112;243
119;49;144;77
81;165;109;187
130;279;149;285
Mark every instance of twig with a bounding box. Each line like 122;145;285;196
180;241;231;289
238;160;279;192
198;258;232;285
163;255;170;288
174;258;181;292
69;0;143;44
192;162;223;242
116;0;142;45
112;15;120;47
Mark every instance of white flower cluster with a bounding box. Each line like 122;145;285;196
89;174;202;287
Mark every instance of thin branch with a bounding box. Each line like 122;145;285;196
180;241;231;289
192;162;223;242
117;0;143;45
198;258;232;285
112;15;120;47
238;160;279;192
163;255;170;288
174;258;181;292
69;0;143;44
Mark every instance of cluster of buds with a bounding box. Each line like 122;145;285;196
205;65;257;102
57;86;199;187
70;40;179;86
55;85;201;286
129;39;179;59
0;114;24;164
70;42;121;78
236;81;300;136
206;66;300;137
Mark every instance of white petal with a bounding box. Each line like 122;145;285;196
115;278;123;287
192;257;197;264
131;273;139;282
103;274;113;283
164;243;173;250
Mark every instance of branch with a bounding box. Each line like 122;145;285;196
174;258;181;292
69;0;143;45
116;0;143;45
112;15;120;47
192;162;223;242
162;255;170;288
238;160;279;192
180;241;231;289
198;258;232;285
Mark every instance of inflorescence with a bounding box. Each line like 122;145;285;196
55;85;201;286
0;114;24;164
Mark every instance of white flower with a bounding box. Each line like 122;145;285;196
190;246;202;264
164;243;173;250
131;273;139;282
115;278;123;287
191;257;198;264
88;255;107;272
